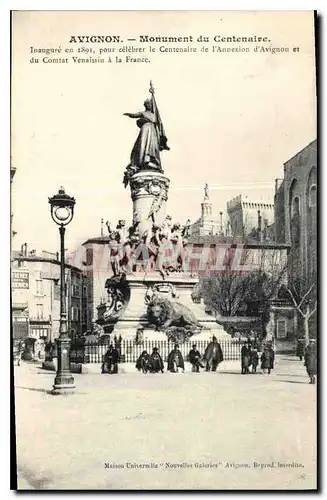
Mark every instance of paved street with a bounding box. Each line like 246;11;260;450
14;357;316;490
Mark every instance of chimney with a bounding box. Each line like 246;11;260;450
56;252;59;261
20;244;24;256
24;242;28;256
101;218;104;237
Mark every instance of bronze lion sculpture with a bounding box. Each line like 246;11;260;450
147;296;199;331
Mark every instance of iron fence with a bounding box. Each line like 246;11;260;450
70;338;244;364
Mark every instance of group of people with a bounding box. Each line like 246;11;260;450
13;337;46;365
241;341;275;375
135;336;224;374
101;337;225;375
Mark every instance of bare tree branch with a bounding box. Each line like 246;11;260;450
309;300;317;318
298;283;315;309
286;286;305;318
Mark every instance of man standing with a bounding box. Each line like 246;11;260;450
304;339;317;384
260;343;275;374
204;336;224;372
296;339;305;361
189;343;204;372
250;346;259;374
241;342;251;374
167;344;185;373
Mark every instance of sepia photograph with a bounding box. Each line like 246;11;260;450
10;10;317;491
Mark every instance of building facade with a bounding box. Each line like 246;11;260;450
274;139;317;337
227;195;274;240
275;139;317;282
82;236;112;329
11;247;88;340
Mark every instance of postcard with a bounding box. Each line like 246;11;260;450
11;10;317;490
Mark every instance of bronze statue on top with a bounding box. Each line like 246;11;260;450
123;81;170;187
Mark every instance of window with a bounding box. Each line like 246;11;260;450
309;185;317;208
72;284;80;297
36;279;43;295
36;304;44;319
290;196;300;247
291;196;300;219
276;319;287;339
86;248;93;266
71;307;80;322
306;168;317;252
54;283;60;300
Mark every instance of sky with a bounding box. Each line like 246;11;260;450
11;10;316;254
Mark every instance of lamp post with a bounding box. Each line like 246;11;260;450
49;187;76;394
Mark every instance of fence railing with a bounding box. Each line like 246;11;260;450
70;338;244;364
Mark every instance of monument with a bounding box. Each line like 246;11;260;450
97;82;227;342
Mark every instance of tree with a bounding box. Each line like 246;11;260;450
197;246;288;337
285;274;317;346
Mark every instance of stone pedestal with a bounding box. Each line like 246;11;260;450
130;170;170;235
111;273;229;342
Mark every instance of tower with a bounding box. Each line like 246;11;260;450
201;183;212;220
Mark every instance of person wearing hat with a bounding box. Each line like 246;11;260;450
189;343;204;372
136;350;150;374
203;336;224;372
296;338;306;361
260;343;275;374
167;343;185;373
148;347;164;373
101;343;119;374
250;345;259;374
241;342;252;375
304;339;317;384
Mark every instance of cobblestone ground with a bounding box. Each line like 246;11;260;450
13;356;316;491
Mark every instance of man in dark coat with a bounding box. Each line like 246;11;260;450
204;336;224;372
296;339;305;361
189;343;204;372
136;350;150;373
250;347;259;374
148;347;164;373
304;339;317;384
261;344;275;374
241;343;251;374
101;344;119;374
167;344;185;373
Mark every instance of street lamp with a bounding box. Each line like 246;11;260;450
49;187;76;394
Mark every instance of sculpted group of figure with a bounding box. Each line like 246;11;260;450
106;216;192;279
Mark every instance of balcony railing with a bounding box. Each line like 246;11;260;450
29;316;51;324
12;302;28;311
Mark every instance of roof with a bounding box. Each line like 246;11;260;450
283;139;317;166
82;236;110;246
12;255;84;273
186;235;290;249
